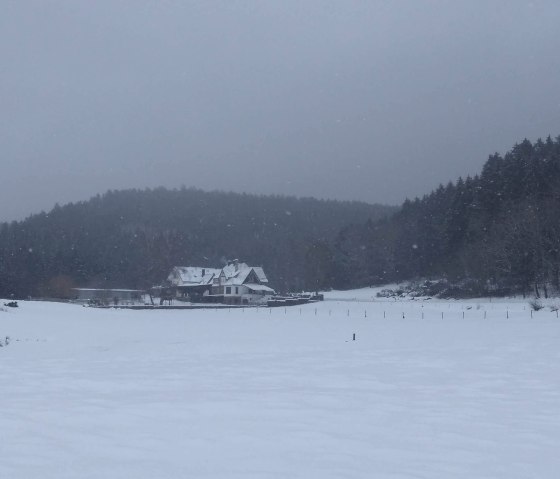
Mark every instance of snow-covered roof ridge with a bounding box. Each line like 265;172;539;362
221;262;250;280
169;262;269;287
169;266;221;286
220;262;269;285
252;267;268;283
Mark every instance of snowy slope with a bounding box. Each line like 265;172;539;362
1;297;559;478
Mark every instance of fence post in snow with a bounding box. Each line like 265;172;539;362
315;308;317;316
462;311;465;319
353;333;356;341
383;310;386;319
441;311;444;319
484;311;486;319
507;309;509;319
347;309;349;317
531;309;533;319
364;310;367;318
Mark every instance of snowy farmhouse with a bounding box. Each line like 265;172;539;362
165;260;275;305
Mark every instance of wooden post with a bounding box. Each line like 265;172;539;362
352;333;356;341
441;311;444;319
347;309;349;317
383;310;386;319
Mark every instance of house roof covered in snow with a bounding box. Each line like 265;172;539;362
220;263;268;286
169;267;221;287
244;283;275;293
252;267;268;283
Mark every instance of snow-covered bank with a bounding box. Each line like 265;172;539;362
1;298;559;478
324;285;560;306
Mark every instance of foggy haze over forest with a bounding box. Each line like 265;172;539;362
2;1;560;221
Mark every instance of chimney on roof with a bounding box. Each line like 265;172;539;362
233;259;239;271
202;268;205;276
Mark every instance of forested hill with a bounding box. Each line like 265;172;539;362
334;136;560;297
0;188;395;298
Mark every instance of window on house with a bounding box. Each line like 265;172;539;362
235;287;239;294
226;287;231;294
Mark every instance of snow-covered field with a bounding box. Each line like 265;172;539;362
1;293;559;478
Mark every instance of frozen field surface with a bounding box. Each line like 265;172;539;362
1;298;559;478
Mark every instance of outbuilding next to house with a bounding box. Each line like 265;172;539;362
73;288;144;305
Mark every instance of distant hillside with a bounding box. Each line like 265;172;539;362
0;188;395;298
334;136;560;297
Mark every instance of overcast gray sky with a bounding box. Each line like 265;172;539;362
1;0;559;221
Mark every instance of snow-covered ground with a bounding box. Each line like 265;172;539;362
1;295;559;478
